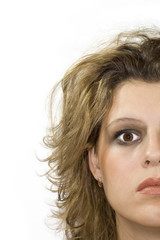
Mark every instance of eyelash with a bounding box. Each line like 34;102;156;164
114;129;141;145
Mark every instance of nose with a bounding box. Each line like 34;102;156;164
143;131;160;168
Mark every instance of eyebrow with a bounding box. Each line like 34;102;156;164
106;117;144;129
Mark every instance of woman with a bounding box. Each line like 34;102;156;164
43;28;160;240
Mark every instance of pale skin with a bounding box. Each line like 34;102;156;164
89;80;160;240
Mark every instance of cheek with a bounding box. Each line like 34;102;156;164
100;148;160;227
100;148;140;209
102;152;129;198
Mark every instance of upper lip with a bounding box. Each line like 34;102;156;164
137;177;160;191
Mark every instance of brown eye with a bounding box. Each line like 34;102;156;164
123;133;133;142
117;132;140;143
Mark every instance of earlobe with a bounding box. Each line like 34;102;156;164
88;148;102;180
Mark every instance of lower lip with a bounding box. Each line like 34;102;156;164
138;186;160;195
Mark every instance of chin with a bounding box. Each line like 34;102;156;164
131;209;160;228
139;203;160;227
141;214;160;227
116;206;160;229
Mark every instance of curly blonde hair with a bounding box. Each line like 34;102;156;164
43;28;160;240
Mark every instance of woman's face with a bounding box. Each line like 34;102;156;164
89;80;160;228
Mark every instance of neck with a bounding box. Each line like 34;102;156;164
116;214;160;240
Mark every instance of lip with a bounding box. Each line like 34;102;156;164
137;177;160;195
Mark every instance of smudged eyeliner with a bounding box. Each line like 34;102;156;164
113;129;141;145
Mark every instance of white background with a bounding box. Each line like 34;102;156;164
1;0;160;239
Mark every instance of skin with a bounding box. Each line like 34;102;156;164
89;80;160;240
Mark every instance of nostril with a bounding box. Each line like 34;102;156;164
145;160;150;165
144;159;160;166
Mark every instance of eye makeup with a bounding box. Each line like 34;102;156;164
113;128;141;145
103;117;147;146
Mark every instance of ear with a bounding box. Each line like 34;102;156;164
88;147;102;180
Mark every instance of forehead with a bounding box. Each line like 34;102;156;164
104;79;160;125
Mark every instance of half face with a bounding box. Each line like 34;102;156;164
89;80;160;228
